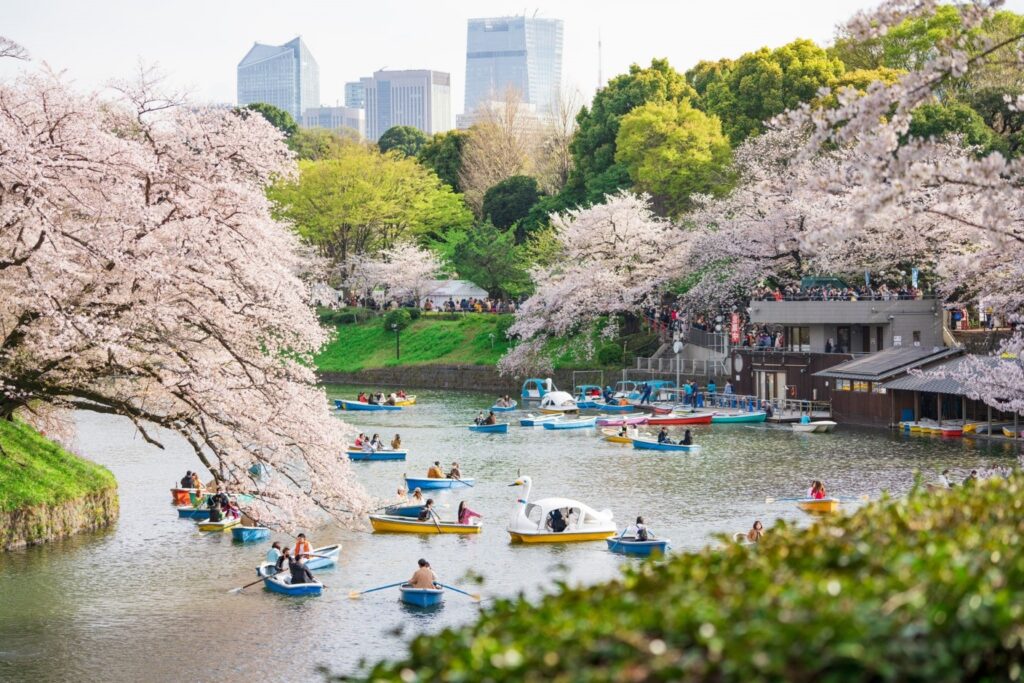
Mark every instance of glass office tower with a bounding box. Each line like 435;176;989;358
237;36;319;121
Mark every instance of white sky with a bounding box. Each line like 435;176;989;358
3;0;1023;115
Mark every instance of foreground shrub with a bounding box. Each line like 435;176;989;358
355;476;1024;681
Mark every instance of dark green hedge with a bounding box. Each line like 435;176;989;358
354;475;1024;681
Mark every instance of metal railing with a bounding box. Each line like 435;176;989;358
634;356;729;377
651;389;832;417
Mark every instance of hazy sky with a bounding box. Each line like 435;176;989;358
4;0;1023;115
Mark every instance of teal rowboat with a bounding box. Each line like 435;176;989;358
711;411;767;424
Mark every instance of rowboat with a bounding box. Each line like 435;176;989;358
646;412;713;426
1003;426;1023;438
176;505;211;519
601;428;635;444
335;399;401;412
797;498;840;514
404;476;475;490
595;414;648;427
263;572;323;597
711;411;767;424
606;535;670;557
490;401;518;412
369;514;482;534
400;584;444;607
468;423;508;433
393;395;417;406
346;449;407;461
940;426;963;437
507;476;616;543
597;402;635;413
520;414;562;427
255;545;341;577
197;516;241;532
632;437;700;452
542;416;597;430
170;487;202;505
231;526;271;543
970;421;1013;435
384;502;426;518
792;420;838;434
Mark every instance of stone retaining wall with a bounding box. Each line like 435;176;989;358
319;365;581;394
1;487;119;551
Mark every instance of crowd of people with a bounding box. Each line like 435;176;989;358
354;432;402;453
356;390;408;406
753;283;926;302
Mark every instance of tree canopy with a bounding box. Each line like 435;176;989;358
238;102;298;137
417;130;467;191
377;125;429;157
482;175;543;234
446;223;531;299
287;127;353;160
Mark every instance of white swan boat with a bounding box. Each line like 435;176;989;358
506;476;616;543
538;391;580;414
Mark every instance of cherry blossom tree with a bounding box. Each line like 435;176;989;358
499;191;683;375
346;241;442;305
0;62;371;527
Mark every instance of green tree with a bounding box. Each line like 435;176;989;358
615;100;733;216
482;176;543;235
377;125;428;157
287;127;353;160
702;39;845;143
267;141;472;266
908;102;1004;154
417;130;467;191
563;58;696;206
447;223;531;298
830;4;964;71
238;102;298;137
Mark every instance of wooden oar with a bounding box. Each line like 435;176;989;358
348;581;405;599
451;478;474;488
438;583;481;602
230;568;285;593
764;496;803;503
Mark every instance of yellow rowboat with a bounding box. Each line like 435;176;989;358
797;498;840;514
197;517;240;532
508;529;616;544
1004;427;1022;439
601;428;634;444
963;422;978;434
368;514;482;534
393;395;417;406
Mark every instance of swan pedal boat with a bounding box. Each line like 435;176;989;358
601;428;636;444
538;391;580;414
335;399;402;412
542;416;596;430
255;545;341;576
404;476;475;490
400;584;444;607
595;414;648;427
490;401;518;412
196;516;241;532
346;448;407;461
711;411;767;424
468;422;508;433
231;526;271;543
369;514;482;534
606;535;670;557
632;437;700;452
645;412;713;426
520;414;562;427
262;571;323;596
506;476;616;543
797;498;840;514
792;420;838;433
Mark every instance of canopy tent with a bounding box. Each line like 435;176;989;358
420;280;488;309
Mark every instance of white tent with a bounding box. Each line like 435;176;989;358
420;279;488;309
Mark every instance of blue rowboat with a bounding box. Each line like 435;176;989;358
711;411;767;424
232;526;271;543
335;399;401;412
632;437;701;452
490;401;518;412
599;403;635;413
468;423;508;433
256;544;341;578
606;535;670;557
404;476;476;490
346;449;407;462
263;572;323;596
400;584;444;607
543;416;596;430
384;503;426;518
520;414;561;427
176;506;211;519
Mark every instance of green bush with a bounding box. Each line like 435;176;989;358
596;342;623;366
382;308;412;333
407;307;422;320
494;315;514;341
355;475;1024;681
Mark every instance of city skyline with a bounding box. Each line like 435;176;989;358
237;36;319;121
8;0;1007;116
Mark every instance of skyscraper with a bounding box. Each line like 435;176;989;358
464;16;563;116
302;106;365;138
359;70;452;141
344;81;365;109
237;36;319;122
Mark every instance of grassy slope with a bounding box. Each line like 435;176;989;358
315;314;515;372
0;419;116;512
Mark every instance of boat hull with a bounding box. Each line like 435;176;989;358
346;449;406;461
520;415;561;426
393;396;417;406
797;498;840;514
596;403;634;413
369;514;482;534
176;506;211;519
170;488;200;505
632;438;700;452
646;413;713;426
508;529;616;544
197;517;240;532
601;429;634;444
606;536;670;557
400;585;444;607
231;526;271;543
404;477;475;490
263;574;323;596
1003;427;1022;438
468;423;508;433
490;401;517;412
542;418;596;430
595;415;648;427
335;399;401;412
711;411;767;424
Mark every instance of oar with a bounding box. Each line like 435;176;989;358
439;583;481;602
451;478;474;488
348;581;405;599
764;496;804;503
230;568;285;594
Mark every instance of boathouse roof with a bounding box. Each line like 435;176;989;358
814;346;960;382
881;354;1008;396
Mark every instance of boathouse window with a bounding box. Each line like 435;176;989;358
785;326;810;352
852;380;870;392
873;384;887;394
836;379;851;391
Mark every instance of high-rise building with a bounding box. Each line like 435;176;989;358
237;36;319;122
359;69;452;141
464;16;563;116
302;106;365;138
344;81;365;109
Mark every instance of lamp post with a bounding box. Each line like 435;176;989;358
391;322;400;359
673;339;683;390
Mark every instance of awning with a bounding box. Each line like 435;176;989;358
813;346;960;382
881;354;1010;396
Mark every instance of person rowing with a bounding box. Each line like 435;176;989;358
807;480;827;500
483;410;497;425
657;426;673;444
408;558;437;589
288;554;316;585
447;462;462;480
417;499;438;522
